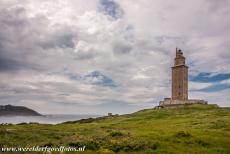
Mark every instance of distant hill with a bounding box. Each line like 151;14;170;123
0;105;42;116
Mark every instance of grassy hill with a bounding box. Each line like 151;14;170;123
0;104;230;154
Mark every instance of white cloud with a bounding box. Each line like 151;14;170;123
0;0;229;114
189;82;213;91
221;79;230;85
190;89;230;107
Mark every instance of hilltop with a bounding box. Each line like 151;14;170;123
0;105;42;116
0;104;229;154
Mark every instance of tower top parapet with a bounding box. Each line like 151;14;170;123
174;48;186;66
176;48;184;58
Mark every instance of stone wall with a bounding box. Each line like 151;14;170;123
159;99;208;107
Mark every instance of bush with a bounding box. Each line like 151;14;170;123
195;139;210;147
109;141;158;152
0;128;9;134
53;136;61;139
84;141;100;150
109;143;123;152
149;142;159;150
175;131;192;138
68;141;99;150
68;142;83;147
17;122;27;125
210;120;226;129
109;131;124;137
29;122;39;125
129;142;145;151
43;142;53;147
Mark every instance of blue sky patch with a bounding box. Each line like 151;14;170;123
190;72;230;83
84;71;117;87
99;0;124;19
194;84;230;92
190;72;230;92
63;70;117;88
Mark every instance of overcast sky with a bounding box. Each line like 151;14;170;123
0;0;230;114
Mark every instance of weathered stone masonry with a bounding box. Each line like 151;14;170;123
172;48;188;101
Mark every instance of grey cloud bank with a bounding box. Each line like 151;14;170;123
0;0;229;114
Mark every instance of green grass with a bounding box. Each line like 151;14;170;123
0;104;230;154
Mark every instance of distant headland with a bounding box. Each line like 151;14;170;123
0;105;42;116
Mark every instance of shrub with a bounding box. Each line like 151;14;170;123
149;142;159;150
84;141;100;150
43;142;53;147
109;143;123;152
175;131;192;138
0;128;9;134
109;131;124;137
17;122;27;125
129;142;145;151
109;141;158;152
195;139;210;147
29;122;39;125
210;120;226;129
68;141;99;150
53;136;61;139
68;142;83;147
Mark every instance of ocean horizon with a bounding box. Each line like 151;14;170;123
0;114;103;124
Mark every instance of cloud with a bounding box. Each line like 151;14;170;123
112;40;132;55
0;0;229;114
189;82;213;91
221;79;230;85
74;40;98;59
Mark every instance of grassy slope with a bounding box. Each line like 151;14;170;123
0;104;230;154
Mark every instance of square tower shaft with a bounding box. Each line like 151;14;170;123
172;49;188;100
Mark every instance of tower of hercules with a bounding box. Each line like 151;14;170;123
157;48;207;108
172;48;188;100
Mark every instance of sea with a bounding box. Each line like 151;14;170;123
0;114;103;124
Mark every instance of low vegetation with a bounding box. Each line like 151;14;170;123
0;104;229;154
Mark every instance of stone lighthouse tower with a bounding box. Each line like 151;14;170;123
172;48;188;100
158;48;207;108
